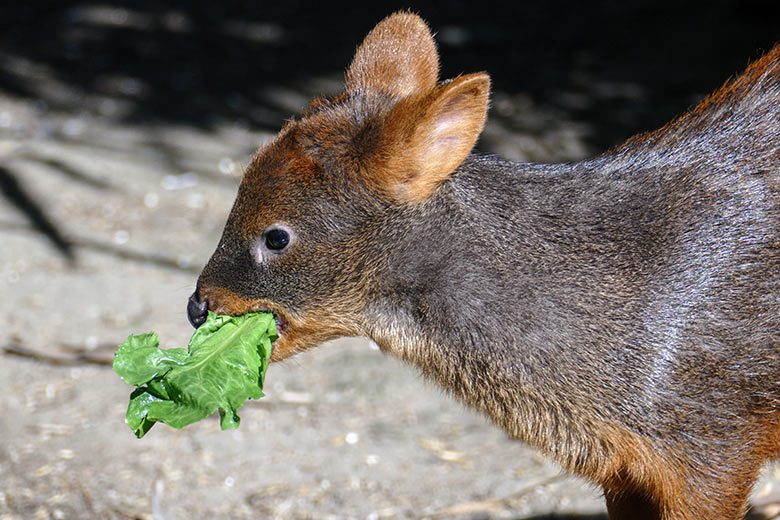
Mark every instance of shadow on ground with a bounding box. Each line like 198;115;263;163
1;0;779;265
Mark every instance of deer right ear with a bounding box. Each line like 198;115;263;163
338;12;487;203
382;72;491;203
345;12;440;98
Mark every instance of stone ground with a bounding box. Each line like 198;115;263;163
1;2;780;519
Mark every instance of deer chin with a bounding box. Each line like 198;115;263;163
268;310;337;362
267;309;358;363
268;330;306;362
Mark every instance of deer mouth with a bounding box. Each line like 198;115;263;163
250;302;290;340
195;287;294;352
270;310;288;339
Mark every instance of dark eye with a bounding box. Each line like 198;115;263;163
264;228;290;251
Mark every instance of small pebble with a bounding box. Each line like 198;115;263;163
144;192;159;208
113;230;129;244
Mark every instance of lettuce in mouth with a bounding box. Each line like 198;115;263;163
113;311;277;438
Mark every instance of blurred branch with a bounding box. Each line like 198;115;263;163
2;340;114;366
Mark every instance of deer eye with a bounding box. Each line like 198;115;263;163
264;227;290;251
253;224;295;264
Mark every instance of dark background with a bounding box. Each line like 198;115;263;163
3;0;779;152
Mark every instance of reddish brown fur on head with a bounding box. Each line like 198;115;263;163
301;12;490;203
194;11;491;360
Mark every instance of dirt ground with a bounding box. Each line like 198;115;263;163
2;2;780;519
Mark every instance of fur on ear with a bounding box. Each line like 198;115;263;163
383;72;491;202
346;11;439;98
337;12;490;203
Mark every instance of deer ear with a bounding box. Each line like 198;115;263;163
346;12;439;98
342;12;489;202
386;72;491;202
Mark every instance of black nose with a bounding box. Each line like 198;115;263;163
187;291;209;328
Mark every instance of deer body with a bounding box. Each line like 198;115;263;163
189;12;780;519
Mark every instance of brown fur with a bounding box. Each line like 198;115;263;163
191;11;780;519
345;11;439;98
382;73;491;202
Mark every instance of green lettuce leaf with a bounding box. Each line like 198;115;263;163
113;311;277;438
